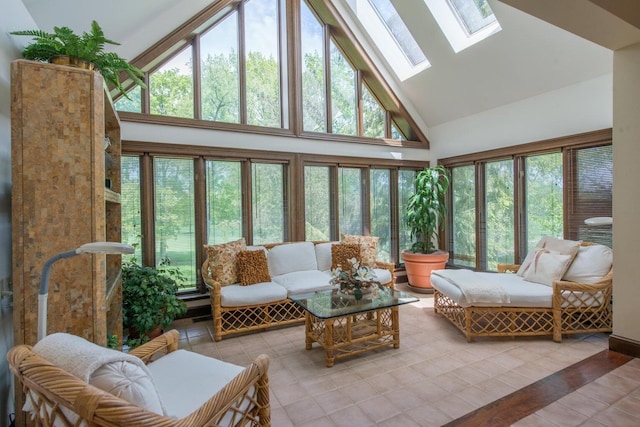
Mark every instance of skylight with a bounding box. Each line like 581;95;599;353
346;0;430;81
424;0;501;53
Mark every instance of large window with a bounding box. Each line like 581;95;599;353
252;163;285;244
442;130;611;271
154;158;196;288
450;165;475;267
114;0;426;145
485;160;514;271
205;160;243;244
398;169;416;263
122;143;425;291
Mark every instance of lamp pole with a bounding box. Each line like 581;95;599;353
37;242;134;341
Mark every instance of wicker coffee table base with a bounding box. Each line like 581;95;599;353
304;307;400;367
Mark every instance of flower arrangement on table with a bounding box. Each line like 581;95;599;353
331;258;380;300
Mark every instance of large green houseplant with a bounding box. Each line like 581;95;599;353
403;165;451;291
10;20;146;98
122;258;187;347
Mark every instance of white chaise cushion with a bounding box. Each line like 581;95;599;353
220;282;288;307
432;272;554;308
148;349;248;420
268;242;318;276
563;244;613;284
315;241;338;271
517;237;581;276
523;249;573;286
272;270;334;296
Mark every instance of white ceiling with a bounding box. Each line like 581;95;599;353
20;0;614;129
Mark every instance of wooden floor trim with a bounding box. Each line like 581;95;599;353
444;350;633;427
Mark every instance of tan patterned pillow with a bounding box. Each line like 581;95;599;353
236;250;271;286
331;244;361;270
341;234;379;267
204;237;246;285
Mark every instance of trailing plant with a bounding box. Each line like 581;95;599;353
122;257;187;347
405;165;451;254
10;20;146;98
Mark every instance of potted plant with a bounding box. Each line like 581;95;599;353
122;258;187;347
402;165;451;291
10;20;146;98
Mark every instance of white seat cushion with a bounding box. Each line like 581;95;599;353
315;241;338;272
148;350;247;420
272;270;334;296
432;272;553;308
268;242;318;276
220;282;287;307
372;268;392;285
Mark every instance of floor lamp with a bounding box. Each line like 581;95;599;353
38;242;134;342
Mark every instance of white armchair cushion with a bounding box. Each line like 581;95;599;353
523;248;573;286
268;242;318;276
563;244;613;283
148;349;246;420
220;282;288;307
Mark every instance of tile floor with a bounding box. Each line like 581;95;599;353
171;285;640;426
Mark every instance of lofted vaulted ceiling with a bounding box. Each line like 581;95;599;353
19;0;618;130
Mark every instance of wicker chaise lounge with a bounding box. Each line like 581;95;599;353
8;330;271;427
432;240;613;342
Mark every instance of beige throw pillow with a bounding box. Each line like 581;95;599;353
523;248;573;286
517;236;581;277
204;237;246;285
341;234;379;268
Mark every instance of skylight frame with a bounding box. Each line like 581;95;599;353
347;0;430;81
423;0;501;53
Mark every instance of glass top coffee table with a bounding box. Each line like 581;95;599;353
289;286;418;367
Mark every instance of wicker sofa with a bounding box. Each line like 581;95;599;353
8;330;271;426
431;239;613;342
202;239;395;341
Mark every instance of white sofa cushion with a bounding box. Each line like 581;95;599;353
315;241;338;272
268;242;318;276
272;270;334;296
372;268;392;285
148;349;248;421
220;282;288;307
523;249;573;286
563;244;613;284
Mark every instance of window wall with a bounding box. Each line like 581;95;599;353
122;144;425;292
442;129;612;271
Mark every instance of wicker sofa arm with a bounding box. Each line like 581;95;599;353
497;263;520;273
375;260;396;288
128;329;179;363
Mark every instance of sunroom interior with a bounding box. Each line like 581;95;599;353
2;0;640;425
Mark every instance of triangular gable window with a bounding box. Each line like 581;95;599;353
114;0;427;147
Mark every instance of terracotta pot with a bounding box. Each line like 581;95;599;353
402;250;449;291
128;325;163;340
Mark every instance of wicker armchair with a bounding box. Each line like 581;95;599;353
7;330;271;427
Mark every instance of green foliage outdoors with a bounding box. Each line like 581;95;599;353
11;20;146;98
122;258;187;347
405;165;450;254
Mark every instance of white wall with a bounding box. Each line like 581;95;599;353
1;1;38;423
612;42;640;344
122;122;431;162
428;74;613;160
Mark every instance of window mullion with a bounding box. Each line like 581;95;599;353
323;24;332;133
193;36;202;120
238;2;248;125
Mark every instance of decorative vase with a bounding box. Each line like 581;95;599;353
402;250;449;293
